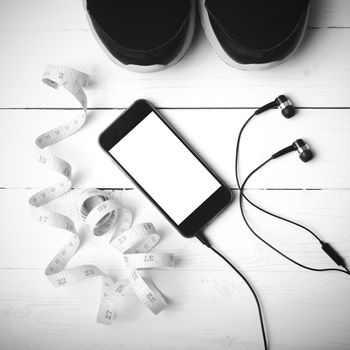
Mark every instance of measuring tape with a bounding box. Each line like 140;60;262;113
28;65;175;325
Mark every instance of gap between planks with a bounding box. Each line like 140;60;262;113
1;107;350;110
2;187;350;190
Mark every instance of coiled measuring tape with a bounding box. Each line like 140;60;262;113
28;65;175;325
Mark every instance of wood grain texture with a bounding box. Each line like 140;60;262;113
1;188;349;270
1;188;350;349
1;269;350;350
0;1;350;108
1;0;350;349
1;108;349;189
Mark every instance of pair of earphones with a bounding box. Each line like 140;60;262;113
258;95;313;163
236;95;349;275
199;98;349;350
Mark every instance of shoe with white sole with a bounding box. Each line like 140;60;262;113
198;0;311;70
83;0;196;73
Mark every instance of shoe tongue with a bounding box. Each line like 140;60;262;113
87;0;191;51
205;0;309;49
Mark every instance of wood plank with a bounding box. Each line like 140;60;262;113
1;187;350;349
2;1;350;349
1;188;349;271
1;268;349;350
0;25;350;108
1;109;350;189
1;187;350;348
2;188;349;348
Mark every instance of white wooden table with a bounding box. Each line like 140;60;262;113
1;1;350;349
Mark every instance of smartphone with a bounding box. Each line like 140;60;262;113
99;99;233;238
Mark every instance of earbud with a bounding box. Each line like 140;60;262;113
293;139;313;162
255;95;296;118
275;95;296;119
271;139;314;162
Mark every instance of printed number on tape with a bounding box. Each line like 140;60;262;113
29;65;175;325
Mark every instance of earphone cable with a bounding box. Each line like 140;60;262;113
235;111;257;190
234;110;321;243
209;245;268;350
239;158;350;276
196;233;268;350
239;159;322;243
235;109;349;274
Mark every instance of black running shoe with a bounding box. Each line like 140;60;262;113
199;0;310;70
83;0;196;72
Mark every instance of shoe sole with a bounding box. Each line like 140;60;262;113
83;0;196;73
198;0;310;71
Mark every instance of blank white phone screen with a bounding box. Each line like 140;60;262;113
109;112;221;224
